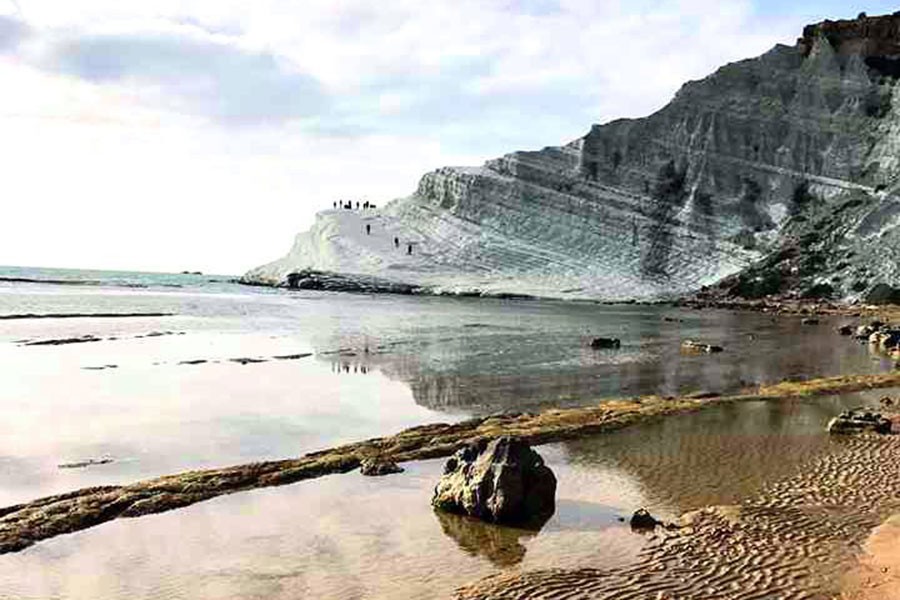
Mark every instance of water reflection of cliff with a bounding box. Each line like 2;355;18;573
309;304;887;415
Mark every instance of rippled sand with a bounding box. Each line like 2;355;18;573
455;434;900;599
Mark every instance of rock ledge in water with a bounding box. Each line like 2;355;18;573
680;340;724;354
432;437;556;525
827;409;892;435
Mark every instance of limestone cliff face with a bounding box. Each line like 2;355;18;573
245;13;900;301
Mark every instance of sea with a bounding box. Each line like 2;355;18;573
0;265;893;598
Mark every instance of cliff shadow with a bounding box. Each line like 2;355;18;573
641;159;689;279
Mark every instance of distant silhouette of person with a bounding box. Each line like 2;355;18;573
370;204;376;209
364;201;369;209
333;201;336;209
345;202;351;209
356;201;359;209
407;243;413;255
394;236;399;248
366;224;371;235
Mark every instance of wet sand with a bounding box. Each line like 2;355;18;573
455;431;900;599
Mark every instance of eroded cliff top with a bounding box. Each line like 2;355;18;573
799;12;900;66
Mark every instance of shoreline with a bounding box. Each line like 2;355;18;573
3;371;900;556
237;272;900;320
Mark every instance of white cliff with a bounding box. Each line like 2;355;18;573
245;13;900;301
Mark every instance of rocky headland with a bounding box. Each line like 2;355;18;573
245;12;900;306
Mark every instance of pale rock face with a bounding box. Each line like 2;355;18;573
245;14;900;300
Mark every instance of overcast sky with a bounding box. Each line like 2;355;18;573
0;0;893;274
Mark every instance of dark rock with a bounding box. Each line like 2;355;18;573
630;508;660;531
685;390;720;399
23;335;103;346
229;357;267;365
272;353;313;360
801;317;819;325
681;340;724;354
865;284;900;305
590;337;621;349
58;457;114;469
827;409;892;435
359;457;404;476
838;324;854;336
432;437;556;525
284;269;419;295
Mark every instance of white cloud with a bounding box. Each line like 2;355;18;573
0;1;816;273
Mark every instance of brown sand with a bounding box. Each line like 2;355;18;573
455;434;900;599
839;514;900;600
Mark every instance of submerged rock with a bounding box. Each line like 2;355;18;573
359;457;404;476
432;437;556;525
838;324;854;336
827;409;892;435
590;337;621;349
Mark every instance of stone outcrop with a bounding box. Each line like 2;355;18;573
827;409;892;434
432;437;556;525
244;13;900;302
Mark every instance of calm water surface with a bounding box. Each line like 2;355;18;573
0;392;890;599
0;266;893;598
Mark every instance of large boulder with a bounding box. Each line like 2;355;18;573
432;437;556;525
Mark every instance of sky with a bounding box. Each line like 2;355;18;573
0;0;895;274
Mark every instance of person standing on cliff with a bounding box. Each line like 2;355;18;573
366;224;371;235
394;236;399;248
407;243;412;255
